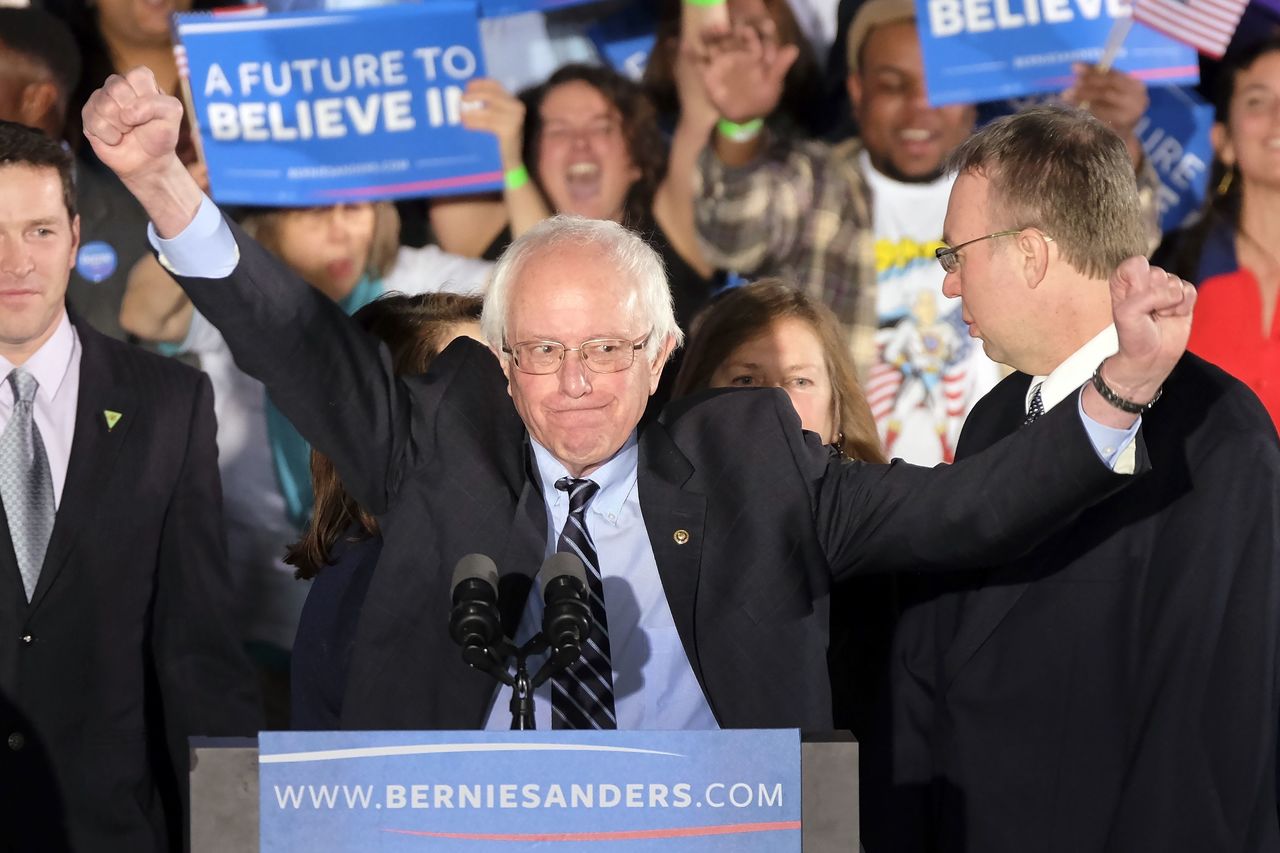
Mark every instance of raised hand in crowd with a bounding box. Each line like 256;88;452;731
460;78;551;238
1062;62;1149;166
700;16;800;157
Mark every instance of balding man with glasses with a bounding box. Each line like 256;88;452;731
870;105;1280;853
82;70;1197;739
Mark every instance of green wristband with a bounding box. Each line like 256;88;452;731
684;0;727;5
504;164;530;191
716;118;764;143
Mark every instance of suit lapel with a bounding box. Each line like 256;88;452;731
637;424;709;697
0;500;23;693
943;374;1036;688
496;441;546;635
28;323;136;613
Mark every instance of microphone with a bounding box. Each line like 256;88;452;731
448;554;503;672
537;553;591;673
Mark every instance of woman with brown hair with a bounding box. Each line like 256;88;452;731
672;279;892;739
453;63;718;335
673;278;884;463
287;292;485;730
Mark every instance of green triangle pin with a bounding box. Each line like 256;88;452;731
103;410;122;431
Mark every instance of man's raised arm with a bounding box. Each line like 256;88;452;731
81;67;479;516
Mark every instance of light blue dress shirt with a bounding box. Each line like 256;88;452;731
483;434;719;731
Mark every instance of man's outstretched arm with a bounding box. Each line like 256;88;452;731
82;67;481;514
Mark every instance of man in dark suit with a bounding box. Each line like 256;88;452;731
867;106;1280;852
82;69;1193;736
0;122;260;852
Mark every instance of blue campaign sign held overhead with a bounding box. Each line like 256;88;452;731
479;0;602;15
914;0;1199;106
259;729;802;852
1135;85;1215;234
175;3;502;205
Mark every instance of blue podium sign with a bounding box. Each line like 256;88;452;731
259;730;802;852
915;0;1198;106
175;2;501;205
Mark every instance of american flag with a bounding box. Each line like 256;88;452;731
1132;0;1249;59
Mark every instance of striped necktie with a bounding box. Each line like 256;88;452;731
550;477;617;729
1023;383;1045;427
0;369;55;601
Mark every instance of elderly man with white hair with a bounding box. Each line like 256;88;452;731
80;67;1194;735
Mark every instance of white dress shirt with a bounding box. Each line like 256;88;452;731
0;311;80;509
1031;325;1139;474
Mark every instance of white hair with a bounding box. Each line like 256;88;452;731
480;215;684;364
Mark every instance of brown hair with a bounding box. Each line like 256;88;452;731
0;119;76;220
286;292;485;579
946;104;1146;280
673;279;886;463
238;201;401;281
1161;34;1280;279
522;64;667;226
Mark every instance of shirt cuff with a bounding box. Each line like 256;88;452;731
146;193;239;279
1077;388;1140;474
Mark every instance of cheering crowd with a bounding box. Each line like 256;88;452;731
0;0;1278;850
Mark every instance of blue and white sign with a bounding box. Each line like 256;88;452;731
259;730;802;852
479;0;601;16
175;3;502;205
915;0;1199;106
588;5;657;81
1135;85;1214;234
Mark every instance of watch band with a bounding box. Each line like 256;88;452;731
1091;365;1161;414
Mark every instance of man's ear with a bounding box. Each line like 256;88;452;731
846;73;864;119
1017;228;1051;290
19;81;59;131
492;344;515;398
648;334;678;395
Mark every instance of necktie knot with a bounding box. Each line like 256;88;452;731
8;369;38;407
555;477;599;515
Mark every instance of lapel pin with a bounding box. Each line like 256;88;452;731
673;529;690;545
103;410;122;431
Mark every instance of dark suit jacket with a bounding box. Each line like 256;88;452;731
172;221;1140;733
872;356;1280;852
0;316;261;853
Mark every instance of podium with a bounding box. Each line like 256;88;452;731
191;732;858;851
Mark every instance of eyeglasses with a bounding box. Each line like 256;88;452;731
934;229;1053;274
502;334;649;375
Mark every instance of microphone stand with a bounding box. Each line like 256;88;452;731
461;632;582;730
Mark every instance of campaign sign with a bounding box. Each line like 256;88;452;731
588;5;657;81
259;729;802;852
175;3;502;205
914;0;1198;106
1135;85;1214;233
479;0;602;16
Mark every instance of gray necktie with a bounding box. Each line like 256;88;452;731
0;370;54;601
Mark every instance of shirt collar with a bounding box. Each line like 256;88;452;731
1027;325;1118;415
0;310;77;407
530;432;639;528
